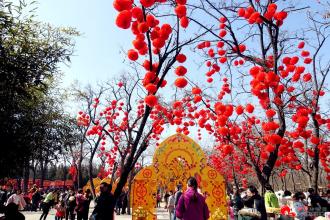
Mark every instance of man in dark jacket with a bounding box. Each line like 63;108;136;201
308;188;329;209
92;183;115;220
241;185;267;220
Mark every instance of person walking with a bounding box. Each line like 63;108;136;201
31;188;41;212
264;184;279;209
240;185;267;220
6;189;26;211
64;190;76;220
279;190;292;207
82;189;93;220
0;186;7;213
164;191;170;209
156;193;161;208
175;177;210;220
115;191;123;215
91;182;115;220
173;185;183;220
290;192;307;220
55;201;66;220
264;184;279;220
167;191;175;220
76;189;86;220
39;189;54;220
121;190;128;215
307;188;328;208
230;187;244;220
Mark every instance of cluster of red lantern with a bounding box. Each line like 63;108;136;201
174;0;189;28
238;3;287;26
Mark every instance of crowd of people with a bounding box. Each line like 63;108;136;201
161;181;330;220
162;177;210;220
1;180;330;220
0;182;129;220
227;185;330;220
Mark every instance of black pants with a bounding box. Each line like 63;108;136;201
66;208;75;220
39;203;50;220
31;201;39;211
121;204;127;214
77;211;89;220
116;206;122;215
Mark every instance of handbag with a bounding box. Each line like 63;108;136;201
238;200;261;219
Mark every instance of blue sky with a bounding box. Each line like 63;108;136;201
36;0;132;86
35;0;329;90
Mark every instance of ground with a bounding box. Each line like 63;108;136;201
4;203;169;220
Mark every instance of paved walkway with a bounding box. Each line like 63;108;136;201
10;206;169;220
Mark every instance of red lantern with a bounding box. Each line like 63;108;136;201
176;0;187;4
140;0;155;8
192;87;202;95
180;16;189;28
145;83;157;94
176;54;187;63
245;104;254;113
175;5;187;18
145;95;158;107
175;66;187;76
266;109;276;118
113;0;133;12
174;77;188;88
116;10;132;29
127;49;138;61
298;41;305;49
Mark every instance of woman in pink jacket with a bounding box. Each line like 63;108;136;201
176;177;210;220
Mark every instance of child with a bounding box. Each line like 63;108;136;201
55;201;65;220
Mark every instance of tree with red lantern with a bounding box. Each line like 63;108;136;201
81;3;330;215
77;0;211;210
179;0;330;191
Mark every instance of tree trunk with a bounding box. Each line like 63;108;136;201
77;160;83;188
127;169;135;215
40;161;48;188
291;172;296;192
311;114;320;193
17;178;22;190
23;160;30;192
32;167;36;184
88;158;96;199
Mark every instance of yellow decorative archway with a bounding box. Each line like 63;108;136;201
132;133;227;220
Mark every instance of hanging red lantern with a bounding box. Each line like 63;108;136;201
175;5;187;18
180;16;189;28
175;66;187;76
127;49;139;61
145;95;158;107
175;77;188;88
192;87;202;95
140;0;155;8
113;0;133;12
176;53;187;63
116;10;132;29
145;83;157;94
245;104;254;113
